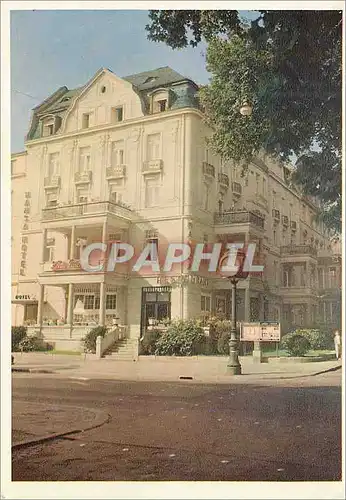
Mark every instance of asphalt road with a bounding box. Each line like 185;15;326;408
12;372;342;481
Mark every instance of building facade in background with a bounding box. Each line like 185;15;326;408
11;66;342;352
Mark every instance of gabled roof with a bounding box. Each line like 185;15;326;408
123;66;195;91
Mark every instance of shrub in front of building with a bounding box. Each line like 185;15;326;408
18;336;47;352
154;319;206;356
280;332;311;357
11;326;27;352
82;326;107;353
294;328;334;351
140;329;162;355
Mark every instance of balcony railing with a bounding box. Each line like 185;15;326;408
281;245;317;257
106;165;126;180
142;159;163;174
44;175;61;189
218;173;229;187
202;162;215;178
42;201;132;222
214;210;265;229
74;171;92;184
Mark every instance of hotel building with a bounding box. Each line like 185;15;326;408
11;67;342;355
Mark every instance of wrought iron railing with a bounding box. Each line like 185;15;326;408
42;201;132;221
214;210;264;229
202;162;215;177
281;245;317;256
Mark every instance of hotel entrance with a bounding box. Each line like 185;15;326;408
140;286;171;336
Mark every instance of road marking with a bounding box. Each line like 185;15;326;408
69;377;90;381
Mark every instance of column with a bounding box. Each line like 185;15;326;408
99;282;106;326
244;288;250;322
102;220;108;268
66;283;74;325
41;229;47;263
37;284;44;327
69;225;76;259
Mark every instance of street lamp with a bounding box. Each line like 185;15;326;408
219;250;249;375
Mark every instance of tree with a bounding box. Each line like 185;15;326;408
146;10;342;231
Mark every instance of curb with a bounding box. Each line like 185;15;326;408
12;367;55;374
12;408;111;450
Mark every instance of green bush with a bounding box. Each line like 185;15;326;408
140;329;162;355
154;319;206;356
82;326;107;353
294;328;334;350
12;326;27;352
281;332;311;357
19;336;46;352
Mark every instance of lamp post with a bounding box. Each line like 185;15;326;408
219;250;249;375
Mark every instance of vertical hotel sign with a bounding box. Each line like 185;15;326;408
20;192;31;276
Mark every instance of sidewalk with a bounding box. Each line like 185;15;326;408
11;352;342;384
12;401;109;447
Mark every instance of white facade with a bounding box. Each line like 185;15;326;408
11;67;341;351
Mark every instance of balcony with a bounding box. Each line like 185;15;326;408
202;162;215;178
106;165;126;180
42;201;132;225
281;245;317;257
214;210;265;230
218;172;229;188
142;159;163;175
74;171;92;185
231;181;242;196
44;175;61;189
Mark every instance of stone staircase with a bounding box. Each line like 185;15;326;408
103;338;138;361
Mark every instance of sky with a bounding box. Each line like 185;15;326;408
10;9;259;153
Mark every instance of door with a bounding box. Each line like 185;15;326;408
141;287;171;336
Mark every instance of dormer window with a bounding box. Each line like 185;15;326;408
42;117;55;137
151;90;170;114
158;99;167;112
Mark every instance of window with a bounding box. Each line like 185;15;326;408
110;191;122;204
77;188;88;204
101;85;106;94
146;237;159;254
82;113;90;129
43;237;55;262
216;296;226;314
84;295;95;310
273;230;277;245
147;134;160;161
256;174;260;193
42;118;55;137
111;141;124;166
203;183;210;211
145;178;160;207
262;178;266;196
158;99;167;112
46;193;58;207
79;147;91;172
283;270;289;287
106;294;117;310
111;106;123;123
201;294;211;312
48;152;60;178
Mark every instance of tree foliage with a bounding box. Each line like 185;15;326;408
146;10;342;231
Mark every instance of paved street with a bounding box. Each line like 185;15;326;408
12;370;341;481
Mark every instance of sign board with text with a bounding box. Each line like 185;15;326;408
240;322;281;342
